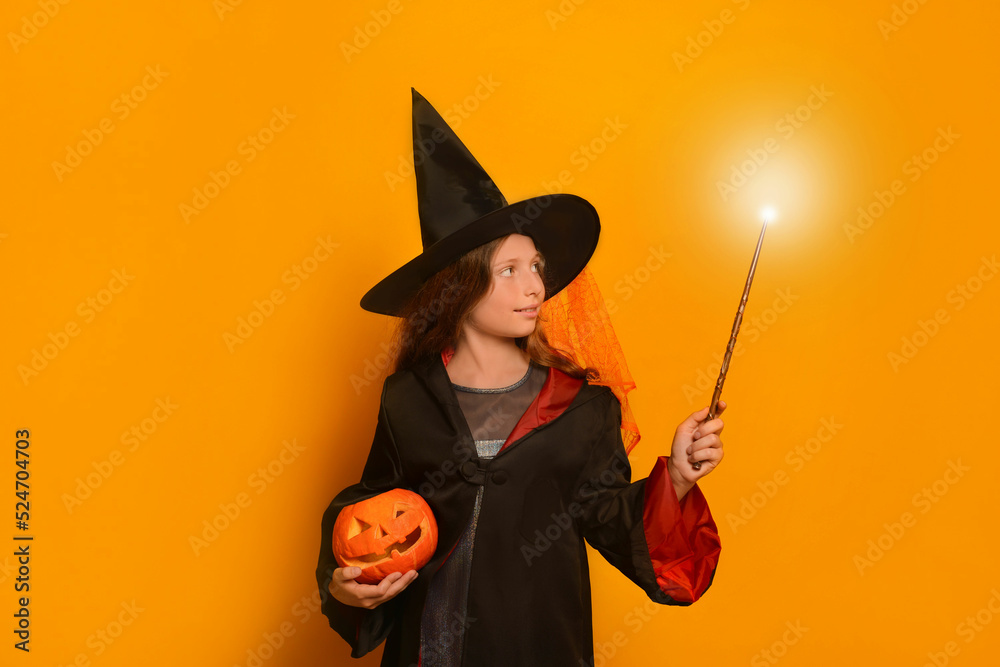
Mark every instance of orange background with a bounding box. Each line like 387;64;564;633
3;1;999;665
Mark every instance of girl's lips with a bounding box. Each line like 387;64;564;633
516;307;538;316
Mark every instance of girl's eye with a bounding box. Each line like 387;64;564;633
499;261;542;276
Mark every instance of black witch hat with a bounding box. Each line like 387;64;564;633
360;88;601;316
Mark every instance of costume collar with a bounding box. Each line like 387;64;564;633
407;348;586;457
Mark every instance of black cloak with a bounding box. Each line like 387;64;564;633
316;352;721;666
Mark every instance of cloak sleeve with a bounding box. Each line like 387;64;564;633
316;378;408;658
575;389;721;606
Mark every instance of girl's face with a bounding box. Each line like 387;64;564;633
465;234;545;341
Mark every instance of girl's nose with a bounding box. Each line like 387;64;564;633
524;270;542;296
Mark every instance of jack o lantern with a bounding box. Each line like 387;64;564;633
332;488;438;585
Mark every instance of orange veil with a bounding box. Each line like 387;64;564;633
539;264;641;456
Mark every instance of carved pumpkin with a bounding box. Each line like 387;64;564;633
332;488;438;584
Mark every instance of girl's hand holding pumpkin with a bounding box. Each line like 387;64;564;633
330;567;418;609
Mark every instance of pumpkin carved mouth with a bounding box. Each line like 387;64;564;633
353;524;424;562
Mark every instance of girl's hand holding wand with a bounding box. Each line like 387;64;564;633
666;400;726;500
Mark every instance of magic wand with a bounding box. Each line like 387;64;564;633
692;208;772;471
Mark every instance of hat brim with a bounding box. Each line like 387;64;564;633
360;193;600;317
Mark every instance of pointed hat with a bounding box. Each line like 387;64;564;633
360;88;601;316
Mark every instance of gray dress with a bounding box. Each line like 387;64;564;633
419;361;547;665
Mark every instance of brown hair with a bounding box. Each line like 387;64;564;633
386;234;592;378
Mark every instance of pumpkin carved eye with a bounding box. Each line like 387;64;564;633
349;518;372;539
332;488;439;584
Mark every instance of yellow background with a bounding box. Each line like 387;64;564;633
2;0;999;665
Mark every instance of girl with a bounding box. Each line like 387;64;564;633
315;89;724;667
